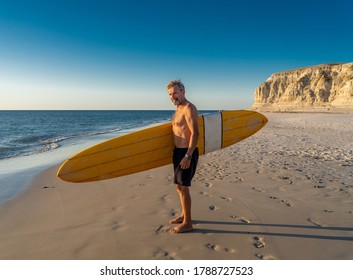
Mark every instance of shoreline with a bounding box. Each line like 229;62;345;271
0;112;353;259
0;119;175;206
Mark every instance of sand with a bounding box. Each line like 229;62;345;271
0;112;352;260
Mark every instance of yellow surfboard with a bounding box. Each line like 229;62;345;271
57;110;267;183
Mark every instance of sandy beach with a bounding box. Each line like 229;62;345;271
0;112;352;260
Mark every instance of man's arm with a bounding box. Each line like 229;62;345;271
180;104;199;169
185;103;199;155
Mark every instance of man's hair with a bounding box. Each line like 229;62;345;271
166;79;185;92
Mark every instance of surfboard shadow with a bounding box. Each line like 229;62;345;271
191;220;353;242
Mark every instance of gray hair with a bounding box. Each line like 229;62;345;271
166;79;185;92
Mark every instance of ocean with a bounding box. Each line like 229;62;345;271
0;110;215;204
0;110;178;159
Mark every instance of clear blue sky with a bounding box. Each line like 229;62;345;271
1;0;352;110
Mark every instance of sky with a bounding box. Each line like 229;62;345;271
0;0;352;110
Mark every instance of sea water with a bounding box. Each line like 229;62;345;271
0;110;214;204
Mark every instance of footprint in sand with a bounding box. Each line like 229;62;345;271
230;215;251;223
42;185;55;189
153;248;177;260
253;236;266;248
269;196;293;207
169;209;177;217
160;194;173;202
281;199;293;207
279;175;293;184
204;182;213;188
111;219;128;232
205;243;236;253
307;218;326;227
252;187;265;193
199;191;212;197
155;225;172;234
229;177;244;184
256;169;264;174
220;196;232;202
209;205;219;211
255;254;276;260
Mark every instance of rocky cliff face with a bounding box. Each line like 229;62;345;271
252;62;353;112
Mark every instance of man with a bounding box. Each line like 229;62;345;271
166;80;199;234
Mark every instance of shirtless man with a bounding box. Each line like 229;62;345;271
166;80;199;234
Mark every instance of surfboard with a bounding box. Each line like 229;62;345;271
57;110;268;183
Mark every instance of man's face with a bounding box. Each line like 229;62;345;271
168;86;184;106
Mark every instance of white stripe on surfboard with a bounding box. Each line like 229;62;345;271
203;112;222;154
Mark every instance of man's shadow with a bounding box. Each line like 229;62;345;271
192;220;353;241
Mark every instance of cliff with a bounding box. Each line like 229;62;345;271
252;62;353;112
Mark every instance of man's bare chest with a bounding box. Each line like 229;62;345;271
172;112;186;128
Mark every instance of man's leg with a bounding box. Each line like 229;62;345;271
169;185;184;224
171;184;193;233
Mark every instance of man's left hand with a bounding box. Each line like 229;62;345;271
180;157;191;169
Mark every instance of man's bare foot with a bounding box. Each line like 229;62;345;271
170;223;194;234
169;216;184;224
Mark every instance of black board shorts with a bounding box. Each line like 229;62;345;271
173;147;199;187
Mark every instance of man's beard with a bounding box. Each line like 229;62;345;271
172;98;180;105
